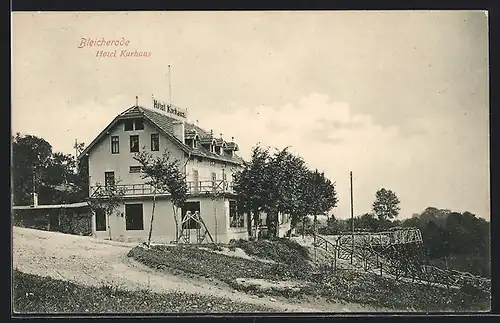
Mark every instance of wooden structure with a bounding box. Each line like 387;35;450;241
178;210;214;244
312;228;490;292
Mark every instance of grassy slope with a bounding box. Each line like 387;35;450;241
127;239;490;312
12;270;274;313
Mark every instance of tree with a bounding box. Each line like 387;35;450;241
134;149;187;247
372;188;401;221
233;145;339;240
357;213;380;232
400;207;491;277
87;180;126;240
12;133;53;205
233;146;272;238
269;148;309;237
12;133;90;205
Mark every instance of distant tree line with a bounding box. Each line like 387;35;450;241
313;188;490;277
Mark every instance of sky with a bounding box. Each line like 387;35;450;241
11;11;490;220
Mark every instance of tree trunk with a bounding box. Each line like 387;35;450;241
172;204;179;242
253;209;259;240
147;189;157;247
107;213;112;241
246;212;253;238
266;210;278;239
302;217;306;239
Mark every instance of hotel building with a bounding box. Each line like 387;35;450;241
77;96;261;244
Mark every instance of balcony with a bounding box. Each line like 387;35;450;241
90;180;235;197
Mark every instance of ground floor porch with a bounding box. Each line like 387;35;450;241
91;196;291;244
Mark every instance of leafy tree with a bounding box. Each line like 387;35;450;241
12;133;53;205
233;145;338;240
12;133;90;205
87;180;126;240
356;213;380;232
401;207;491;277
134;149;187;247
233;146;271;238
372;188;401;221
268;148;309;237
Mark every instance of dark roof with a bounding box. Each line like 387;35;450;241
226;142;239;151
79;105;244;165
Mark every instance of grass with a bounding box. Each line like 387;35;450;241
12;270;274;314
231;238;310;266
127;240;491;312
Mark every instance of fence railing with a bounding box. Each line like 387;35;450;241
90;180;234;197
312;234;490;292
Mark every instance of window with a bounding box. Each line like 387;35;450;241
111;136;119;154
124;119;134;131
135;119;144;130
95;209;106;231
181;202;201;229
151;134;159;151
129;166;142;173
130;135;139;152
104;171;115;188
124;118;144;131
229;200;244;228
125;204;144;230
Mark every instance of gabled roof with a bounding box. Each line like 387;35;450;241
78;105;244;165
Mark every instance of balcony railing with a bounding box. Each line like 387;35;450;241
90;180;234;197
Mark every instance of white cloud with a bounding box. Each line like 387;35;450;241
193;93;407;219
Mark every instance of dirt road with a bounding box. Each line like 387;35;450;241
12;227;386;313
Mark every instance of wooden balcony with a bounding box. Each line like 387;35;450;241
90;180;234;197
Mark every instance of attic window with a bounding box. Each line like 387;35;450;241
125;118;144;131
124;120;134;131
135;119;144;130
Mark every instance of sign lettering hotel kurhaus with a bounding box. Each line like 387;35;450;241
153;98;186;119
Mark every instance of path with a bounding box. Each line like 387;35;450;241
12;227;388;313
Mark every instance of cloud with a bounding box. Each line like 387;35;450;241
192;93;488;220
193;93;407;218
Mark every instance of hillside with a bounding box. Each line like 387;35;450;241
12;227;375;313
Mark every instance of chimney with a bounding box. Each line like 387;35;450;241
172;120;185;143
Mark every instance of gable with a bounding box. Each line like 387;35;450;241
79;105;244;166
